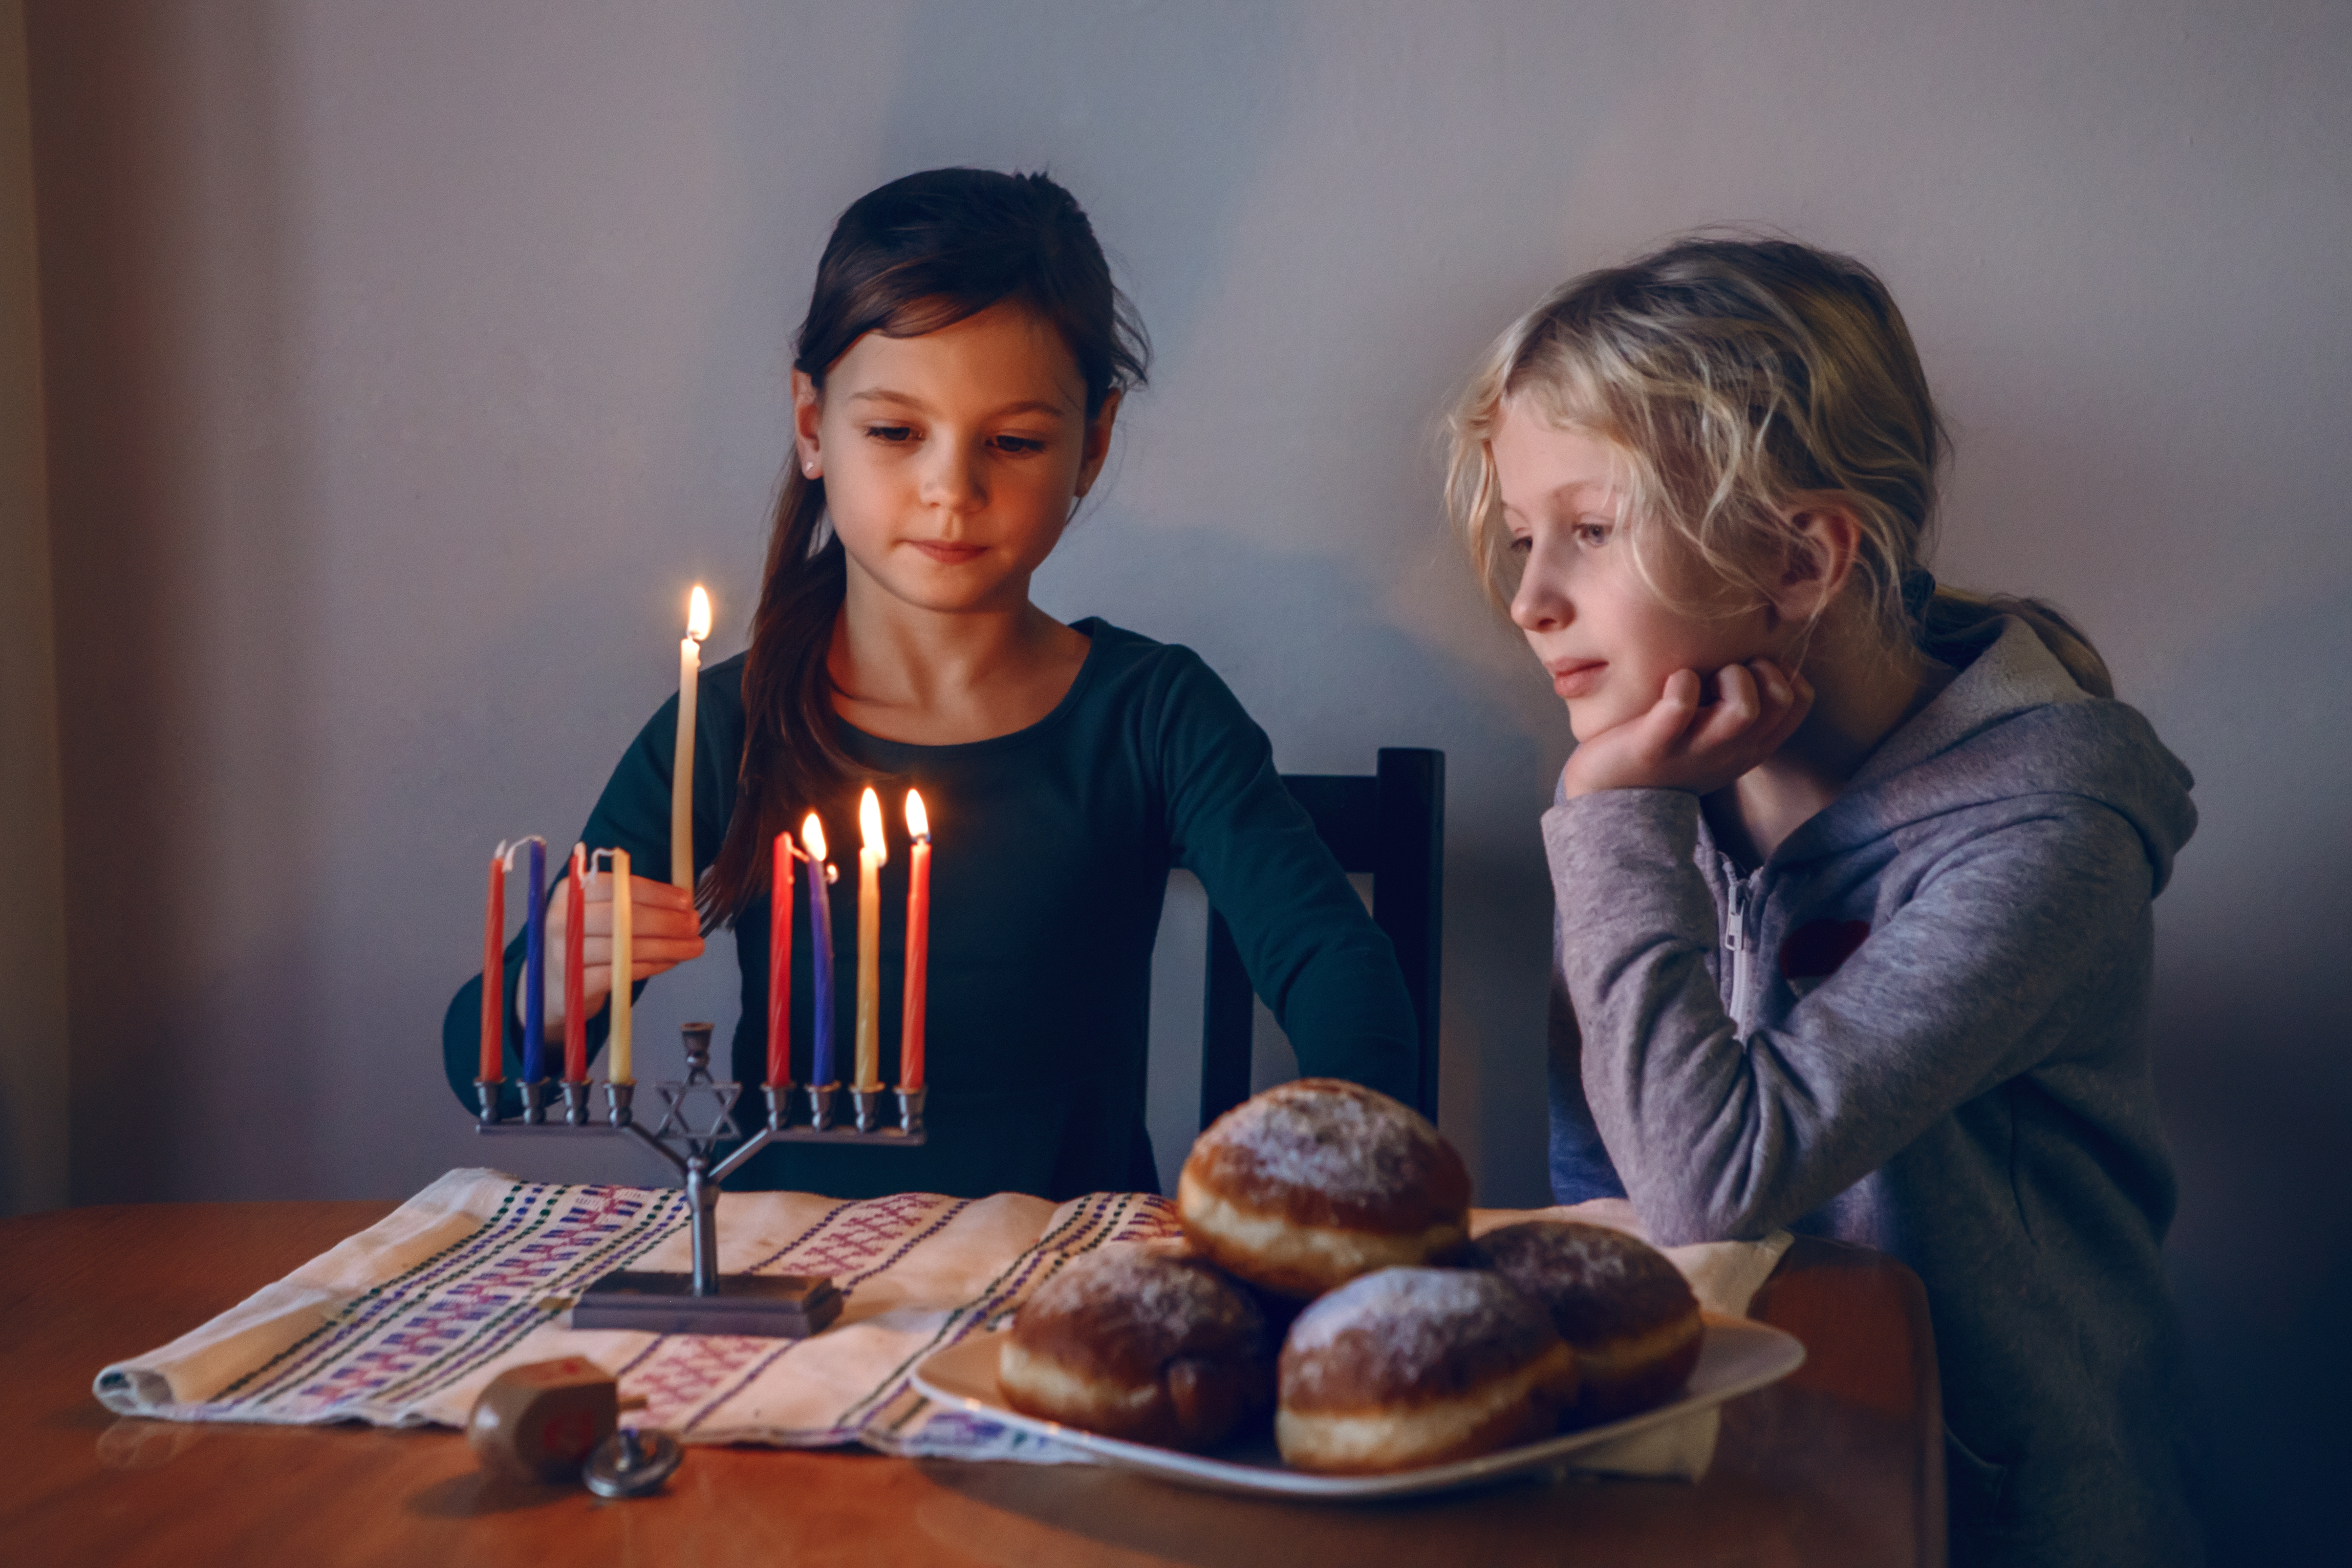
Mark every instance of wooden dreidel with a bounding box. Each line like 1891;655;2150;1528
467;1358;618;1482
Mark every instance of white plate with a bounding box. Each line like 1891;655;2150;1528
909;1313;1806;1501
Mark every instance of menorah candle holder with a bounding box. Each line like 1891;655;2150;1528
471;1021;924;1338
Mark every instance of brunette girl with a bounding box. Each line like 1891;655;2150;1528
445;169;1418;1199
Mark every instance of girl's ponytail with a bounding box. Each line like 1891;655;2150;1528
698;467;855;929
1919;586;2114;700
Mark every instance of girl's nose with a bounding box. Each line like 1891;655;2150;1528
1509;541;1571;633
918;436;985;516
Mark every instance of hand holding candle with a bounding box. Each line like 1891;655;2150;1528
531;864;704;1046
901;791;930;1093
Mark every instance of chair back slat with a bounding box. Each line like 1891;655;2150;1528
1198;748;1444;1133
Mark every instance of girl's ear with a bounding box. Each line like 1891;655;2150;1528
791;369;824;477
1770;498;1862;623
1072;389;1123;500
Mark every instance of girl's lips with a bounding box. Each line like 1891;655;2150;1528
910;540;986;564
1550;660;1606;699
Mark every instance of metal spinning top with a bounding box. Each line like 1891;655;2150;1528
582;1427;684;1499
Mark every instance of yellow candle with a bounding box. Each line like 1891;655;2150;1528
608;848;634;1084
670;585;711;892
854;786;886;1092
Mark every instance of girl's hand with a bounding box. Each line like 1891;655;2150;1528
1560;660;1813;800
537;874;706;1037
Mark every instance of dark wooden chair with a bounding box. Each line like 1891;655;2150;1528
1200;747;1444;1130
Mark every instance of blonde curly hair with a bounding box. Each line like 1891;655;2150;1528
1444;235;2112;697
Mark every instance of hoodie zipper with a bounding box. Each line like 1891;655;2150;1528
1722;856;1760;1039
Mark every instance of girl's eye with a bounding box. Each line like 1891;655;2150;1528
993;434;1047;455
1507;535;1533;556
863;425;916;444
1574;522;1611;547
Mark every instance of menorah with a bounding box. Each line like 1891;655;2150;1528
472;1022;925;1338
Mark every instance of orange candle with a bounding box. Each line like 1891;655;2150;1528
562;844;587;1083
479;844;506;1083
901;791;930;1091
768;829;794;1087
854;787;886;1093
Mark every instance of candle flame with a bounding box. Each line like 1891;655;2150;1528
905;789;929;839
860;786;887;864
800;812;827;864
686;584;711;643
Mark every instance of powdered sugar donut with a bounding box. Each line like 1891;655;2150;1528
1275;1266;1578;1474
1470;1220;1703;1423
998;1248;1272;1451
1177;1079;1472;1299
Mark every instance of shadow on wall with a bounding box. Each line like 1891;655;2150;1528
2140;592;2352;1568
862;0;1303;362
29;1;333;1201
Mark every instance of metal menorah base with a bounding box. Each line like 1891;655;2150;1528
471;1022;924;1339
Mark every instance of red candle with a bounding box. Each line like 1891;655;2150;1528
901;790;930;1091
563;844;587;1083
479;845;506;1083
768;829;794;1086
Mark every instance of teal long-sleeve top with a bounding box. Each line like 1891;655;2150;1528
443;618;1420;1200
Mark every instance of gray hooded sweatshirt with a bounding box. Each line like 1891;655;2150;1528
1543;618;2201;1568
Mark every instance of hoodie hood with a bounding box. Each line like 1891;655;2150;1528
1775;617;2198;892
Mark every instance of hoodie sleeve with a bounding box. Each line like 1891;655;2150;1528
1545;787;2157;1245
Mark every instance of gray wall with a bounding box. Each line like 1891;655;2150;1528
20;3;2349;1560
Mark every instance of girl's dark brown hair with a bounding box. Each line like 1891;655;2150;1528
700;168;1149;924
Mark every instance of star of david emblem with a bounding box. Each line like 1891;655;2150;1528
651;1079;742;1142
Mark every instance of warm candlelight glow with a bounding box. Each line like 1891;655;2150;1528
860;787;887;865
686;584;711;643
801;813;827;864
905;789;928;839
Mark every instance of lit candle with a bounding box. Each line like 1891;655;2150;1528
520;838;547;1083
854;787;887;1093
768;829;793;1087
606;847;634;1083
670;585;711;892
803;814;836;1087
563;844;587;1083
901;791;930;1092
479;842;507;1084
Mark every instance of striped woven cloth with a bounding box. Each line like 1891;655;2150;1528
92;1169;1789;1473
93;1168;1179;1460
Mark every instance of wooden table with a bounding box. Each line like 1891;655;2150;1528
0;1203;1944;1567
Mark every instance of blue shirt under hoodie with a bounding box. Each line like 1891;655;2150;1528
1542;617;2201;1568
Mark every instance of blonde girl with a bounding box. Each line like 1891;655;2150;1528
1449;237;2201;1567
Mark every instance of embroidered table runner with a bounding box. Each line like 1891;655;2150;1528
94;1169;1789;1476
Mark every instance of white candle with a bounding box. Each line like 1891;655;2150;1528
671;585;711;891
